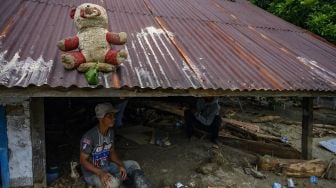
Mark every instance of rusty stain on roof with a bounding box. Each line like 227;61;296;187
207;21;283;90
154;16;206;87
0;0;335;92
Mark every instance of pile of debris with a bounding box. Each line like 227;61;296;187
143;99;336;187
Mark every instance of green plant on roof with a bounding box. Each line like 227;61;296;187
85;61;99;85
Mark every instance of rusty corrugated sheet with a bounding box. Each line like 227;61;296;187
0;0;335;91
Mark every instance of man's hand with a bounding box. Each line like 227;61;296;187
98;171;113;188
119;166;127;180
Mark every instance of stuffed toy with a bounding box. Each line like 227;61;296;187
57;3;127;72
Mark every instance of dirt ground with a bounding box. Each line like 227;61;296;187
47;98;336;188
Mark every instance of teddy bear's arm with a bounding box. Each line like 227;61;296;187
106;32;127;45
57;36;79;51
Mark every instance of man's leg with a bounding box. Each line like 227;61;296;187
83;162;120;188
184;109;194;138
115;100;128;128
210;116;221;143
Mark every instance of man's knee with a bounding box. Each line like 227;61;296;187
123;160;141;173
124;169;153;188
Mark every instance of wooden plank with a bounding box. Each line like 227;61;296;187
252;115;281;123
220;136;302;159
302;98;313;160
223;118;260;132
281;121;336;129
222;118;280;142
30;98;46;186
145;102;185;117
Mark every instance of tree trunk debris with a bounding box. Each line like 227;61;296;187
258;156;328;178
282;159;327;178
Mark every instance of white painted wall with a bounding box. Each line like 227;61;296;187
5;100;33;187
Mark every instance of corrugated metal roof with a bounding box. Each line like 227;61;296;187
0;0;335;91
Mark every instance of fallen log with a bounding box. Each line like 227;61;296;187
282;159;327;178
222;118;280;142
220;136;301;159
258;155;306;171
258;156;328;177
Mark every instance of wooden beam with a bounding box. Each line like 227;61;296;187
145;102;185;117
223;118;260;132
220;136;301;159
30;98;46;186
223;118;280;142
302;97;313;160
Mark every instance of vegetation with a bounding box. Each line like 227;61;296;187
251;0;336;43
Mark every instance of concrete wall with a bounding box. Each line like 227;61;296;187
1;98;33;187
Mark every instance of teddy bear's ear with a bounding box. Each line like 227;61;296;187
70;8;76;19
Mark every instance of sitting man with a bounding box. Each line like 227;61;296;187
184;97;221;145
80;103;152;188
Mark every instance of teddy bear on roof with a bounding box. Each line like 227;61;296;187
57;3;127;72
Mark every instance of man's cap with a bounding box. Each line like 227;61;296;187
95;103;118;118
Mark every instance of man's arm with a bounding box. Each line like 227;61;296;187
194;99;220;126
80;152;112;188
80;152;104;175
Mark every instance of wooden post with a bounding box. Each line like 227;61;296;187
30;98;46;187
302;97;313;160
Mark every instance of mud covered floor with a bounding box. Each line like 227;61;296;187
46;98;336;188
